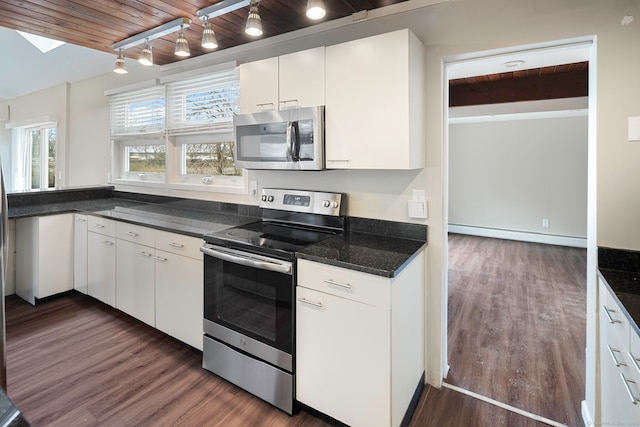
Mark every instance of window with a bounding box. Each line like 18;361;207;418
108;67;244;192
25;125;56;189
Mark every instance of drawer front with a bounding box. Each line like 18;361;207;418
87;215;116;237
155;230;203;260
601;281;631;348
116;222;155;247
297;259;390;309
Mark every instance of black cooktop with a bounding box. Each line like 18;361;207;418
204;220;341;260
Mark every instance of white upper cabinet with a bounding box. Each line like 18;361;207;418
239;47;325;113
325;29;425;170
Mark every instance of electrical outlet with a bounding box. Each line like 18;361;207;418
542;219;550;227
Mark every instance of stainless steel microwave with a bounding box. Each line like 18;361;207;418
233;106;324;170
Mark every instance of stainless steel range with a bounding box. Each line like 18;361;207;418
200;188;344;414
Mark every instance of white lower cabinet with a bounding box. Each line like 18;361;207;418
599;278;640;424
155;248;203;350
15;214;74;304
87;218;116;307
83;217;204;350
296;252;425;427
116;239;155;326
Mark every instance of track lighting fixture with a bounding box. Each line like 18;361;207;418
138;39;153;66
201;17;218;49
112;1;331;73
306;0;326;20
174;26;191;57
113;49;128;74
245;0;263;37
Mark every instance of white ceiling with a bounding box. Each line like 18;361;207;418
0;26;118;101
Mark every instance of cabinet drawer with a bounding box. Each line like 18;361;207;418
116;222;155;247
297;259;390;309
87;216;116;237
601;281;631;348
155;230;202;260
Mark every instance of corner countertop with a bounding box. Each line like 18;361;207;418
7;187;261;239
297;232;426;278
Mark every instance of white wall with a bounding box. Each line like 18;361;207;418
449;115;588;239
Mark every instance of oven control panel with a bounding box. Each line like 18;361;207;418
260;188;343;216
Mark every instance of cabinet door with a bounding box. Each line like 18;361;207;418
87;231;116;307
279;47;325;109
116;239;155;326
239;57;279;113
325;29;424;170
15;214;73;304
73;214;88;294
155;250;203;350
296;286;391;426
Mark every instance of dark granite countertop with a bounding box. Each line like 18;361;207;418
598;246;640;337
598;268;640;336
7;187;260;239
6;186;427;275
298;231;426;278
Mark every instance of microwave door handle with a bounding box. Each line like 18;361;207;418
286;121;294;161
292;121;301;161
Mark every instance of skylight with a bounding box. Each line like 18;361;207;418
17;31;65;53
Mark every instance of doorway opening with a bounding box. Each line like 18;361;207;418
442;38;596;426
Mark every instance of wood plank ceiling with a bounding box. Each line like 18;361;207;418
0;0;409;66
449;61;589;107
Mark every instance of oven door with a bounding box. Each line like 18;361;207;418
200;244;294;372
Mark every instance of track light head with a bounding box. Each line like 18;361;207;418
245;1;263;37
138;40;153;66
306;0;326;20
201;19;218;49
113;49;128;74
174;27;191;57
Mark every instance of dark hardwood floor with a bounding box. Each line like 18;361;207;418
6;236;584;427
447;234;587;427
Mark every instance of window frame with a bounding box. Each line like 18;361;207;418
109;67;246;194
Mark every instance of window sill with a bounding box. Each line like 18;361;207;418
113;178;248;195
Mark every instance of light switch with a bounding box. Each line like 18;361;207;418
628;116;640;141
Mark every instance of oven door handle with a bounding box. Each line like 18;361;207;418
200;245;293;275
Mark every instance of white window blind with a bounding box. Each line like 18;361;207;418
166;69;239;135
109;86;165;136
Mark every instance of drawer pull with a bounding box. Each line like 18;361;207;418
620;372;640;404
603;305;623;324
298;297;323;308
629;352;640;375
168;242;185;249
324;279;352;290
93;224;105;229
102;240;114;246
608;345;628;367
77;218;86;222
153;255;168;262
139;252;153;258
125;231;139;237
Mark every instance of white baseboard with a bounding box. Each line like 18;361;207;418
448;224;587;248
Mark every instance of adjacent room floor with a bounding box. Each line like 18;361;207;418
446;233;587;426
